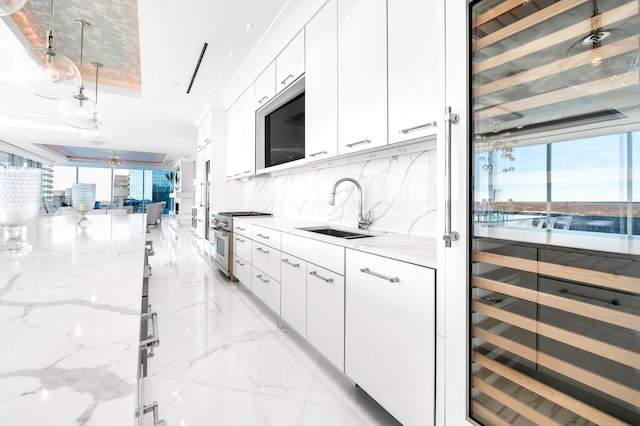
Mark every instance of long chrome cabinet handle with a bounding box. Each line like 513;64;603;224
443;106;460;247
256;274;269;283
280;73;295;85
140;311;160;357
256;233;270;239
256;247;270;254
258;95;269;104
309;271;333;283
235;227;245;231
360;267;399;283
236;237;245;242
282;258;300;267
345;139;372;148
400;121;437;134
136;400;166;426
309;150;328;157
235;259;245;266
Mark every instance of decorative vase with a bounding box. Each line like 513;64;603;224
72;183;96;228
0;167;42;251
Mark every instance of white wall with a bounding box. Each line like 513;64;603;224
232;148;437;237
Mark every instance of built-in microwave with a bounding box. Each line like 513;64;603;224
256;76;305;170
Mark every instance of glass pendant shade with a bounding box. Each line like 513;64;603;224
58;93;101;129
0;0;27;16
81;123;111;145
13;47;81;99
561;28;639;87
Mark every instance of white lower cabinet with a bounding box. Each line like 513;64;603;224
307;264;345;371
233;254;252;289
252;240;281;281
280;254;307;337
251;266;280;315
234;233;251;262
345;249;435;426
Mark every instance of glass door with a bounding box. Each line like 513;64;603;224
469;0;640;425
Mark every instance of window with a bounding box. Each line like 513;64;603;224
52;166;77;193
78;167;112;202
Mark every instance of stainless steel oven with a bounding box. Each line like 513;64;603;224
212;227;230;275
211;211;271;279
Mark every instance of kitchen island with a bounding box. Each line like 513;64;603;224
0;214;147;426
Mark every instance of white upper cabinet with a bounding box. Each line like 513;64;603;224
276;30;305;94
226;96;243;179
337;0;387;155
388;0;444;144
255;62;276;109
197;110;212;149
241;82;256;176
226;84;256;179
305;0;338;161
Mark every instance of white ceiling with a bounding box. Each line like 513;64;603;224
0;0;290;168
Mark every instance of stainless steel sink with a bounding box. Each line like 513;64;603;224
297;226;374;239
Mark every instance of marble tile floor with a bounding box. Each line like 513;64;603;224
142;220;402;426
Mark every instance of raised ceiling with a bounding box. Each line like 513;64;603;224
0;0;290;168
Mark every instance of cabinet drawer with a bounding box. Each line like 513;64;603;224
252;225;281;249
233;255;252;289
282;232;344;274
281;254;307;337
233;220;251;237
233;233;251;261
307;264;344;371
252;241;281;281
345;248;435;426
251;266;281;315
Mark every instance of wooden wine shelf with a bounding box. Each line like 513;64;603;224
473;301;640;370
474;250;640;294
474;0;589;50
475;69;639;122
474;35;640;98
473;352;628;426
473;2;638;74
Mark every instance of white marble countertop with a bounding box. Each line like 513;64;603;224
233;216;437;269
0;214;147;426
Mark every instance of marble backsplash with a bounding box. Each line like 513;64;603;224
239;149;437;237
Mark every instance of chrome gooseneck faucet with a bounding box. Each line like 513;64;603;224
329;177;371;229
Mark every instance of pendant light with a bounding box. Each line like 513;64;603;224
59;19;101;129
560;0;639;88
105;153;123;168
81;62;112;145
13;0;81;99
0;0;27;16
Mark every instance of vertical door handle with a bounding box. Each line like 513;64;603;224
443;106;460;247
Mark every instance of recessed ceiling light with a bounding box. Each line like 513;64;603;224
208;89;213;94
245;23;253;30
228;52;235;59
216;74;223;79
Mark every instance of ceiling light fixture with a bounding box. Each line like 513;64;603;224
560;0;639;87
245;23;253;30
105;153;123;168
186;42;208;94
13;0;81;99
0;0;27;16
59;19;101;129
81;63;111;145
